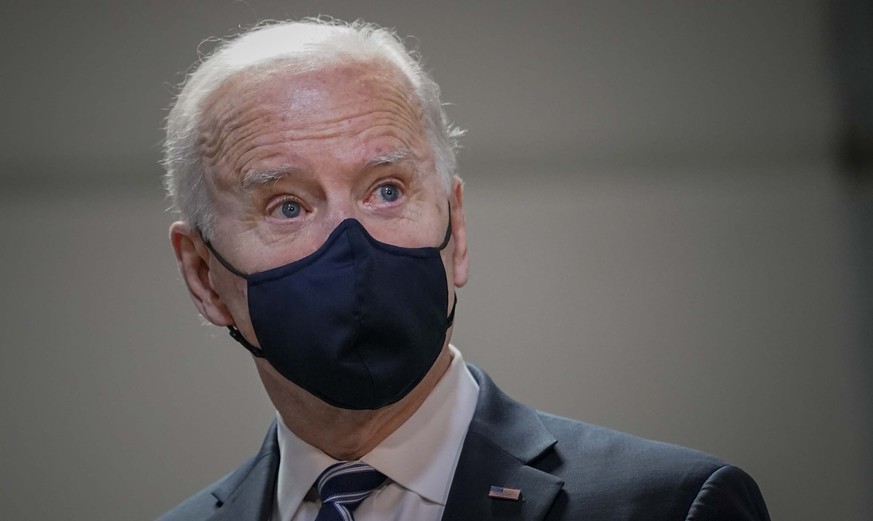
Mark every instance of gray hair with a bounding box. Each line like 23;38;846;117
162;18;464;240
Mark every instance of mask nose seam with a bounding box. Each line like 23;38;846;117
347;225;380;406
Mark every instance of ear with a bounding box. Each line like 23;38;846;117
449;176;469;288
169;222;234;326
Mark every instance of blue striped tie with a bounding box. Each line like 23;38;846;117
314;461;387;521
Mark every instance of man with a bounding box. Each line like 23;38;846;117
160;18;770;521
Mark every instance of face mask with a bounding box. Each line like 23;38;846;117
202;214;456;410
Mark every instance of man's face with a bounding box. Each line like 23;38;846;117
179;60;467;346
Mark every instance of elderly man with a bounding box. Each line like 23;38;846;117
160;19;769;521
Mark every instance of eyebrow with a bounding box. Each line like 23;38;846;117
240;167;297;190
238;148;415;190
365;148;412;169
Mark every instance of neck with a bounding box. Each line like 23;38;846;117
256;344;453;460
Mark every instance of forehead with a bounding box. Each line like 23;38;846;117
215;59;416;114
197;60;428;180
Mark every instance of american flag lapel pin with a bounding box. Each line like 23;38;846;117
488;485;522;501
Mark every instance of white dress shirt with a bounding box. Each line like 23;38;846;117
271;345;479;521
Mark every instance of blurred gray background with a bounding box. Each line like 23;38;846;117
1;1;871;520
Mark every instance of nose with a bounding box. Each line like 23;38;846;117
321;195;358;230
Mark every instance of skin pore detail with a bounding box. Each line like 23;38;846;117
197;62;426;186
195;60;442;274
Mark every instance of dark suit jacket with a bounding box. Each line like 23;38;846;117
158;365;770;520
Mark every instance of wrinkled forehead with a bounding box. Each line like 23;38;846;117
193;58;430;189
198;57;423;139
195;61;431;199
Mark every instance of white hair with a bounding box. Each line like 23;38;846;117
162;18;464;240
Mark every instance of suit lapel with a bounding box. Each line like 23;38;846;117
441;365;564;521
200;366;563;521
207;421;280;521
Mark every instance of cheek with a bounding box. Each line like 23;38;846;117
212;269;253;323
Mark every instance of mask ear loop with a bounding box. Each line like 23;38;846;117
196;229;267;358
440;202;458;328
437;202;453;250
227;326;266;358
197;230;250;279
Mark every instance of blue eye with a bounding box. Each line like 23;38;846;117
379;184;400;202
280;201;301;218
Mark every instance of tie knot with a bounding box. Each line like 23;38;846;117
315;461;386;520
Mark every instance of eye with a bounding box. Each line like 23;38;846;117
269;198;304;220
377;183;401;203
280;201;301;218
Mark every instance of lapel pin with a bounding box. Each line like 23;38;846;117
488;485;522;501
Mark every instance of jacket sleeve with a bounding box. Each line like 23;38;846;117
685;465;771;521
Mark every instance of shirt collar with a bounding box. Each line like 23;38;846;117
361;345;478;504
273;345;478;517
273;411;336;521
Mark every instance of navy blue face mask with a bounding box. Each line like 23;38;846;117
202;214;456;410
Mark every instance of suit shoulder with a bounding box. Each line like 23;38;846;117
156;446;271;520
462;366;768;519
535;412;767;520
157;421;280;520
686;464;771;520
156;449;271;520
538;411;725;472
156;473;229;521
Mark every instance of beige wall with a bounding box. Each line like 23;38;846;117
1;2;870;520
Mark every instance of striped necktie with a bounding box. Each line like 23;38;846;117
314;461;387;521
